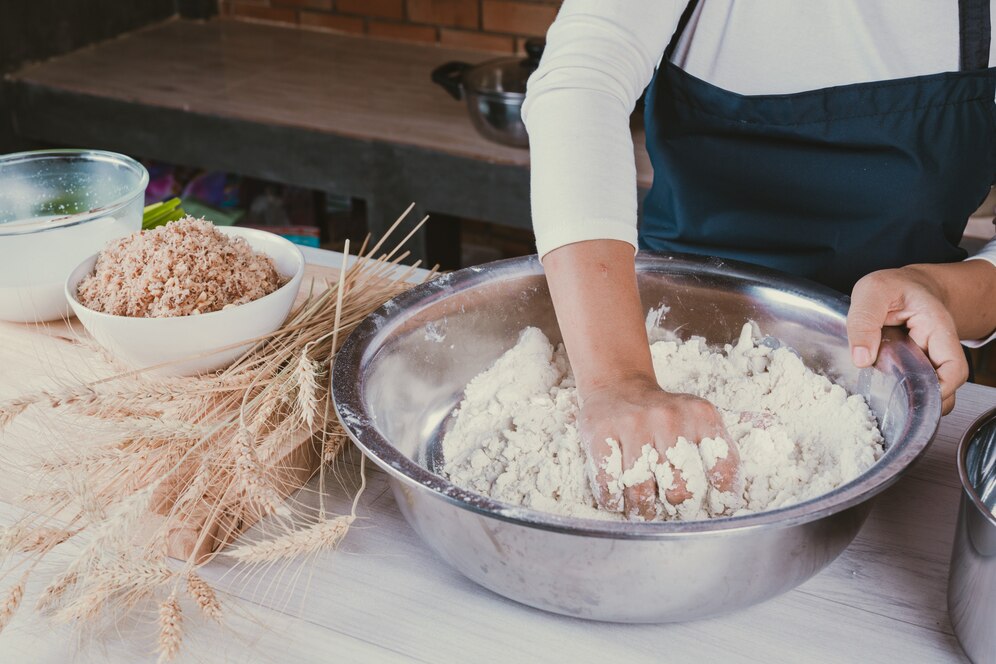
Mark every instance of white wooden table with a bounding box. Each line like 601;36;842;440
1;248;993;663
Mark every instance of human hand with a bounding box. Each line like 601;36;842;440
580;375;741;520
847;266;969;415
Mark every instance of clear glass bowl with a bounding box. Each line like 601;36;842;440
0;149;148;322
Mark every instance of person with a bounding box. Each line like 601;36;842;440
522;0;996;520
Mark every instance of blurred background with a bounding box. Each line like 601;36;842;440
0;0;566;268
0;0;993;381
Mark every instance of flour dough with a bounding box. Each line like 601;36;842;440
441;323;884;521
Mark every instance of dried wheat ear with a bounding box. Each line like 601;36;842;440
0;204;435;662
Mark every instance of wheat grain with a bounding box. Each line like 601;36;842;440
12;527;74;553
0;572;28;634
46;385;98;410
52;585;107;624
157;593;182;663
93;561;174;590
253;392;284;434
293;352;321;430
0;524;27;555
233;427;289;517
0;400;29;429
35;571;78;612
322;432;348;465
186;573;221;620
51;561;171;623
226;515;354;563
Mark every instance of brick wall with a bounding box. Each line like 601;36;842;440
219;0;561;53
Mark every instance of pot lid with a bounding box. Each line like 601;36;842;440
463;38;544;98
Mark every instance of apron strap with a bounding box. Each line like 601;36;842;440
960;0;992;70
664;0;701;60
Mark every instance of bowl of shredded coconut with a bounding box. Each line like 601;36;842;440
66;217;304;375
332;253;941;623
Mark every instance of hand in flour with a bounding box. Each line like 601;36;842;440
580;375;741;520
543;241;743;520
847;262;996;415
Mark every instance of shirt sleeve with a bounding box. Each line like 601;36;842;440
963;234;996;348
522;0;686;259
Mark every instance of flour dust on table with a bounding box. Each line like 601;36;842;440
441;323;884;521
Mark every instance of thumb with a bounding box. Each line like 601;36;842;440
847;274;897;368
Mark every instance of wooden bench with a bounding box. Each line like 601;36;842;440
3;18;652;261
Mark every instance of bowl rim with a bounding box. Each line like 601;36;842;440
956;406;996;525
0;149;150;237
332;252;942;539
64;225;306;322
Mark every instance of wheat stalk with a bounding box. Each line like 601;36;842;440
0;402;29;429
233;428;287;517
0;204;431;657
226;515;354;563
293;352;321;430
157;593;182;663
0;527;75;554
186;573;221;621
0;572;28;633
35;571;77;612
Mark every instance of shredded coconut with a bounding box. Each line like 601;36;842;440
77;217;283;318
441;324;885;521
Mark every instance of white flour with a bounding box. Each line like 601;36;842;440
441;323;884;521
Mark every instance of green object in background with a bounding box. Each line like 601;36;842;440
142;197;185;229
180;200;243;227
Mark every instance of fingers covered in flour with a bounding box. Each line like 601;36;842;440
579;378;743;520
584;434;623;512
620;441;660;521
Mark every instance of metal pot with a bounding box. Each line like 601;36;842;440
431;39;543;148
333;253;941;623
948;407;996;664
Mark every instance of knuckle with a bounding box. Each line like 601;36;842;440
855;270;894;292
692;399;717;418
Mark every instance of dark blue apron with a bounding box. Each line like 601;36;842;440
641;0;996;294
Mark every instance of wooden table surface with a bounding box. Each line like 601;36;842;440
1;247;994;663
7;18;657;258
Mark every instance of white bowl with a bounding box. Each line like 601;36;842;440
66;226;305;376
0;150;147;323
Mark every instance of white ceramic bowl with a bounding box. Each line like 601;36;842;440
0;150;147;323
66;226;305;376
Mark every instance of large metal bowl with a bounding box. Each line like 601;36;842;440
332;253;941;622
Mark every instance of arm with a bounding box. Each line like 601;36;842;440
848;237;996;414
543;241;653;398
917;258;996;341
526;1;739;519
545;241;740;519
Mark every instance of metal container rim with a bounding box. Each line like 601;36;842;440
333;253;942;539
0;149;150;237
956;406;996;525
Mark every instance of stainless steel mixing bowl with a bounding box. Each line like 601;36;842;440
332;253;941;622
948;407;996;663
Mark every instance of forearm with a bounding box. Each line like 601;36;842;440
543;240;654;399
522;0;677;259
905;260;996;342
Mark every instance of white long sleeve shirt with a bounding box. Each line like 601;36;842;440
522;0;996;346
